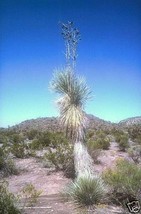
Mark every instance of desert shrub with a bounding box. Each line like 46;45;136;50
29;139;42;150
37;131;51;147
10;134;24;144
48;132;68;148
114;132;129;151
10;142;35;158
3;159;19;177
96;130;107;139
0;148;5;170
0;148;19;177
114;133;121;143
0;180;21;214
102;158;141;204
63;162;75;179
128;145;141;164
29;131;67;150
63;175;106;207
87;138;110;151
118;135;129;151
30;131;67;149
111;128;124;136
21;183;42;206
136;136;141;145
0;134;8;145
86;130;95;139
114;132;125;142
89;149;101;164
0;129;14;148
0;130;26;151
87;141;101;163
10;143;27;158
43;143;75;178
25;129;40;140
63;155;75;179
128;124;141;141
0;129;15;138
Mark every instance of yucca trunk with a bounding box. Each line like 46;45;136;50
74;141;94;179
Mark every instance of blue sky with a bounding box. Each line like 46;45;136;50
0;0;141;127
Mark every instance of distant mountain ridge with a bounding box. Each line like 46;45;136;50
10;114;114;132
7;115;141;131
119;116;141;126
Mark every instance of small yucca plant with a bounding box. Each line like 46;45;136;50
63;175;106;207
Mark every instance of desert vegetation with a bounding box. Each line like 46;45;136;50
0;180;21;214
0;21;141;214
0;121;141;213
103;158;141;206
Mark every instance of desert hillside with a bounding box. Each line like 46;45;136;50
7;114;141;134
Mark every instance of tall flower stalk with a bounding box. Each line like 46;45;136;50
61;21;81;69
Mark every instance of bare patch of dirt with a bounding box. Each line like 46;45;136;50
6;158;70;196
94;141;130;174
20;194;76;214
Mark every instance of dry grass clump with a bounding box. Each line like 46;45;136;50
0;180;21;214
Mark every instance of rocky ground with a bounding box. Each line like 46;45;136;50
3;141;132;214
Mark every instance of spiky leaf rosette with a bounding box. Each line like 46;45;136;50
50;67;91;142
62;174;106;207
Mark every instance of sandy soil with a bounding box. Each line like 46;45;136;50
4;141;129;214
94;141;130;174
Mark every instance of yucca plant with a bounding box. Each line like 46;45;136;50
50;22;96;179
62;175;106;207
50;68;94;178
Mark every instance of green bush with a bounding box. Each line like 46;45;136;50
10;142;35;158
114;132;125;142
102;158;141;204
0;135;8;145
3;159;19;177
128;124;141;141
136;136;141;145
43;143;75;178
26;129;40;140
118;135;129;151
87;138;110;151
0;148;19;177
114;132;129;151
29;139;42;150
86;130;95;139
128;145;141;163
96;130;107;139
10;134;24;144
29;131;67;149
10;143;27;158
63;155;75;179
0;180;21;214
63;175;106;207
0;148;5;170
21;183;42;206
111;128;124;136
37;131;52;147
